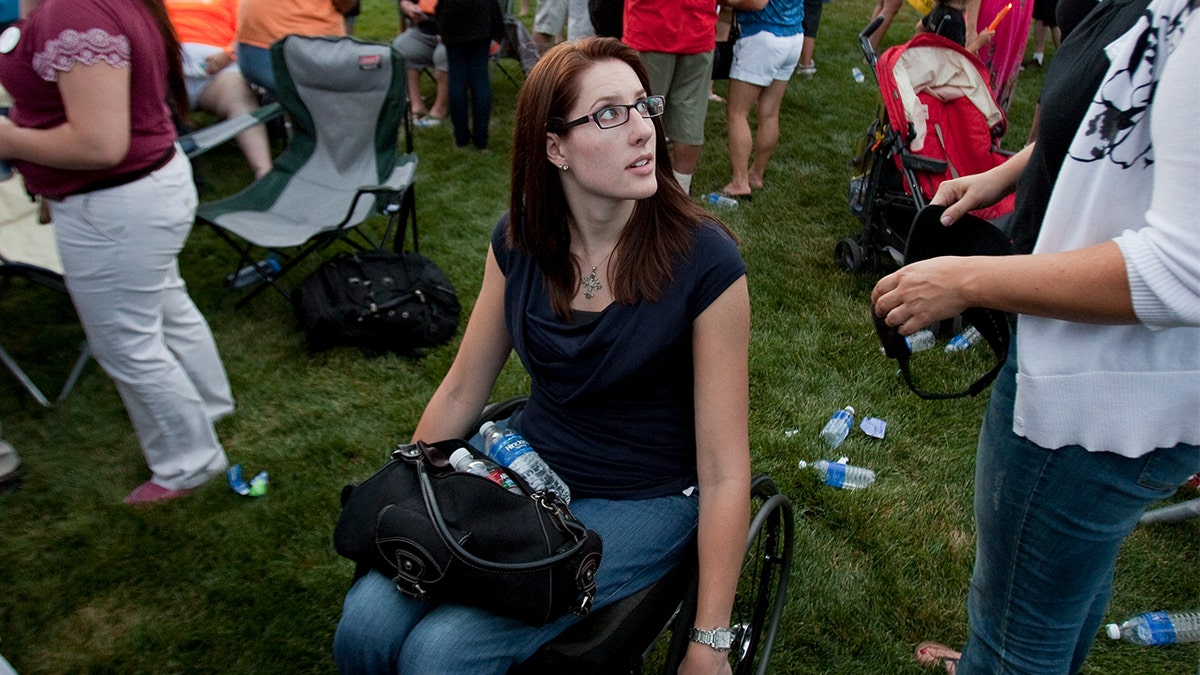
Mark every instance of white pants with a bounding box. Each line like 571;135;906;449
48;149;232;490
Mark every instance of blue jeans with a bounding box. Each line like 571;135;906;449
959;339;1200;674
237;43;275;94
445;39;492;149
332;492;698;674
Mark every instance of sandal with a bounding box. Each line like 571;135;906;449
915;641;961;674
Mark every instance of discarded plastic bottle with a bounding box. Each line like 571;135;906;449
852;67;866;83
819;406;855;449
226;253;282;289
702;192;740;209
906;329;936;352
480;422;572;503
879;328;936;355
798;459;876;490
1106;610;1200;645
945;325;982;352
448;447;524;495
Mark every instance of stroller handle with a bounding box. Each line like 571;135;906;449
859;16;885;70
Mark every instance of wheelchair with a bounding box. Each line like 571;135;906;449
473;397;796;675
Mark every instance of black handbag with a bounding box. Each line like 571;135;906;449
711;18;740;81
290;250;460;355
333;439;604;627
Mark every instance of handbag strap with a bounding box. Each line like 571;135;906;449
415;459;593;572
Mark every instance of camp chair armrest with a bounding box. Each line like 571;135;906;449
179;102;284;159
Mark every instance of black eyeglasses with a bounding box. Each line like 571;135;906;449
560;95;666;130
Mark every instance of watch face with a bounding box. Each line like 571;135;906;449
713;629;734;649
692;627;735;651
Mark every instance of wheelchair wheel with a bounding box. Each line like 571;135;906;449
662;475;795;675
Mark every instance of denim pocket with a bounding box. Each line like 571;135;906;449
1135;444;1200;493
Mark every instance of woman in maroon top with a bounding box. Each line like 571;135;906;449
0;0;234;506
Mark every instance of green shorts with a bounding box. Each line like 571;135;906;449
638;50;713;147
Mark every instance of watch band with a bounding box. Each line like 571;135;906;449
689;626;734;652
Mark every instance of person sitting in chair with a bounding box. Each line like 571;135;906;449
394;0;449;126
166;0;272;178
332;36;752;674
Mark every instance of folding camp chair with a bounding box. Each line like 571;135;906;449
195;35;418;306
0;176;91;407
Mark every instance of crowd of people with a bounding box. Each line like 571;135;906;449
0;0;1195;674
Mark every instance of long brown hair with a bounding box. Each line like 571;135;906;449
509;37;736;320
138;0;189;117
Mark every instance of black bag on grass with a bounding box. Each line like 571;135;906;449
291;250;460;354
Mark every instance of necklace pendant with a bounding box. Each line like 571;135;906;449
581;266;603;300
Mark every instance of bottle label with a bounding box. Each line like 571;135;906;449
484;468;520;493
488;434;531;467
1139;611;1176;644
824;462;847;488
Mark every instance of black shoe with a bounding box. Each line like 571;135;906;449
0;467;25;493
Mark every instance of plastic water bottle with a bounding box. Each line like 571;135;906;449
878;328;936;355
945;325;982;352
798;459;876;489
479;422;571;503
819;406;855;449
226;253;282;289
448;447;524;495
702;192;739;209
906;329;936;352
1106;610;1200;645
852;67;866;83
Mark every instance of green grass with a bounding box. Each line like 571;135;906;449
1;1;1197;673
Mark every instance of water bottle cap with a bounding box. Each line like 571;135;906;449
845;406;855;414
449;447;472;463
797;460;809;470
479;420;496;436
1105;623;1120;640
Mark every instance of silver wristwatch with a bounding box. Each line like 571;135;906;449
689;626;735;652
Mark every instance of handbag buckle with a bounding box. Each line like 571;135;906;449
392;442;421;460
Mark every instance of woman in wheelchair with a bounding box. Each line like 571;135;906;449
333;37;752;674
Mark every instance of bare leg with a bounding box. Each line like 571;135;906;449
800;35;816;69
867;0;904;52
407;69;428;117
747;79;789;189
197;70;272;178
429;68;449;119
722;78;760;197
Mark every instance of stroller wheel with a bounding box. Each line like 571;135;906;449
834;237;865;273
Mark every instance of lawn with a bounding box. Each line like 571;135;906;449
0;1;1196;673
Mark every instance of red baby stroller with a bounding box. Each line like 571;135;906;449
838;20;1016;273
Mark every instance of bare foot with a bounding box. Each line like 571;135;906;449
915;642;961;674
719;182;752;198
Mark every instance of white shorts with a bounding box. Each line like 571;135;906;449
533;0;594;40
730;30;804;87
182;42;240;109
